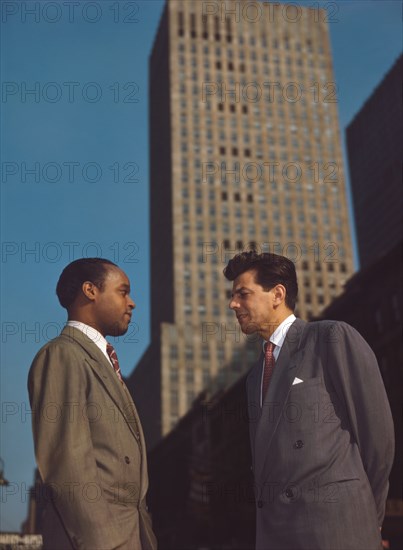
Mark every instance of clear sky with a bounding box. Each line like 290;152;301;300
1;0;402;532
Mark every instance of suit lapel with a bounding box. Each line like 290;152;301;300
254;319;307;480
60;326;140;441
246;356;264;466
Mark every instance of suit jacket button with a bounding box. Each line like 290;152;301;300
257;500;263;508
285;488;294;498
293;440;304;449
124;456;130;464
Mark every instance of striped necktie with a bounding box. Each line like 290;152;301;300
106;343;123;382
262;342;276;402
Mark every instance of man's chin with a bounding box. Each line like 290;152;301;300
239;321;258;335
108;324;129;337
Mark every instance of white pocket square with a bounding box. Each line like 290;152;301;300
292;377;303;385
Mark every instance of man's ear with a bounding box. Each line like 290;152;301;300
81;281;97;302
272;284;286;306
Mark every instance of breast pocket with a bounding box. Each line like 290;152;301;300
289;376;322;393
284;377;323;436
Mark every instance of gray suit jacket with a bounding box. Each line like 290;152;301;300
247;319;394;550
28;326;157;550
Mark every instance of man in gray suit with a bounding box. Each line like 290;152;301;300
28;258;157;550
224;251;394;550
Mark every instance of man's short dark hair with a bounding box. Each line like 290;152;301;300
223;251;298;310
56;258;118;309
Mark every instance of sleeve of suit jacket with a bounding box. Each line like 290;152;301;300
325;321;394;526
28;340;130;549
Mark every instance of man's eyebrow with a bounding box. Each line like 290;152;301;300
119;283;131;290
232;286;251;295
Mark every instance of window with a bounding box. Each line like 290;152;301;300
186;368;194;383
170;389;178;408
187;390;195;407
170;366;178;382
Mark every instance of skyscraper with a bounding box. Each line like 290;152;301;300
127;0;354;448
347;54;402;269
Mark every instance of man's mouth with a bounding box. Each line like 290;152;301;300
237;314;248;321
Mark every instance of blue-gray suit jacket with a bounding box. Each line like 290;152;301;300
247;319;394;550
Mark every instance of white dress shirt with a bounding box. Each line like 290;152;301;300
67;320;114;368
260;313;296;405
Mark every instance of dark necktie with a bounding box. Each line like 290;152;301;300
106;343;141;441
106;343;123;382
262;342;276;403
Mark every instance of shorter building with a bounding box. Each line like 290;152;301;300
0;534;42;550
147;373;255;550
347;54;402;268
148;242;403;549
320;241;403;546
21;470;45;537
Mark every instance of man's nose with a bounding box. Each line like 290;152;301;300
229;298;238;310
128;297;136;309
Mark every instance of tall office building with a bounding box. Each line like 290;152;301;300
347;54;402;269
127;0;354;448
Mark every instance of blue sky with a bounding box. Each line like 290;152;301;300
1;0;402;532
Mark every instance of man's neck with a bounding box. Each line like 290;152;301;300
260;310;294;340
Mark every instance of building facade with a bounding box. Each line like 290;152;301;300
147;373;255;550
127;0;354;448
346;54;402;268
319;241;403;547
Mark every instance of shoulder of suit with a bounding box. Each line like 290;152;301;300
31;330;87;363
302;319;362;344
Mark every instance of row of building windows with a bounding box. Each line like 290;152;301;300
181;230;346;266
176;12;325;55
180;55;313;71
182;172;339;191
180;108;333;132
179;112;335;138
170;388;196;412
181;181;337;199
181;200;343;224
183;207;343;235
181;241;347;269
177;43;323;58
179;301;336;319
179;92;332;114
180;105;332;127
181;147;337;167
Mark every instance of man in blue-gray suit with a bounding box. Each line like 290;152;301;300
224;251;394;550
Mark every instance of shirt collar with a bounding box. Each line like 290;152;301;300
66;320;108;353
263;313;296;350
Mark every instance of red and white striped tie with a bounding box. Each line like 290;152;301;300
262;342;276;403
106;343;123;382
